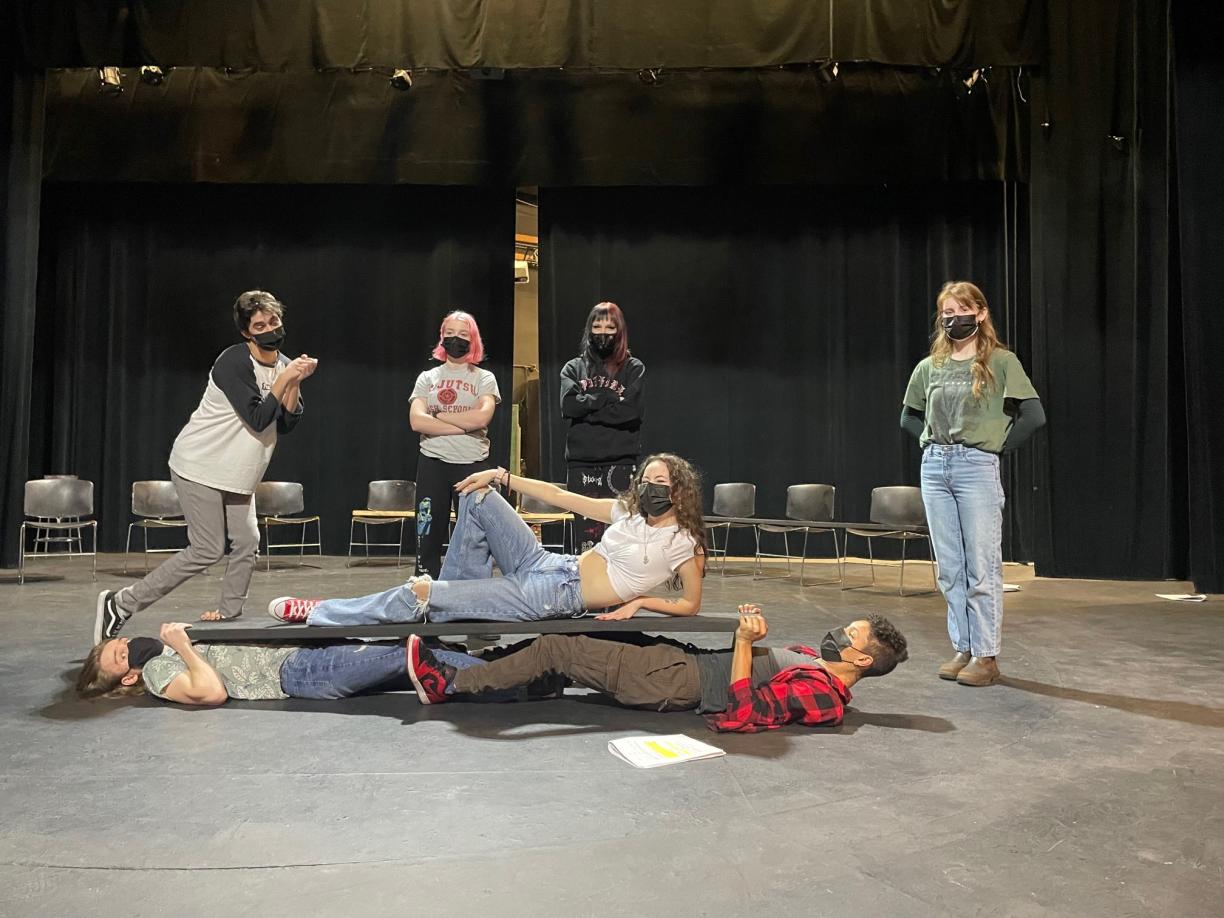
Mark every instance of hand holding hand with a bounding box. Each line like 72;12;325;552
735;604;768;643
159;621;195;653
290;355;318;380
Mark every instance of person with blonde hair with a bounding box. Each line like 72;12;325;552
901;281;1045;686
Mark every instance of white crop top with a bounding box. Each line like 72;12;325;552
592;501;698;602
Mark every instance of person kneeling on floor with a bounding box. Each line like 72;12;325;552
406;605;909;733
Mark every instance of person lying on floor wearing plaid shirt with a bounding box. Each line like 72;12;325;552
406;604;909;733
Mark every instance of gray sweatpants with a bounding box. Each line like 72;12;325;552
453;635;702;711
118;471;260;619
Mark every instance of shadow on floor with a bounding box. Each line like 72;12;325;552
836;708;957;734
1002;677;1224;728
36;668;800;757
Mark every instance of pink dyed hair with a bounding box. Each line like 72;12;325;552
431;310;485;365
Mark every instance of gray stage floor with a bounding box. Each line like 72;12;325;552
2;555;1221;917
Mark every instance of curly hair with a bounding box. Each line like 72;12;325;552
861;614;909;678
76;642;148;700
618;453;707;558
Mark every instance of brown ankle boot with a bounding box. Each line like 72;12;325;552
938;652;973;680
956;656;1001;686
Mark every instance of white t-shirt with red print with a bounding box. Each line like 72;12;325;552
410;363;501;464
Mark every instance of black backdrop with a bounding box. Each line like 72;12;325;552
1172;5;1224;594
538;183;1036;561
30;183;514;554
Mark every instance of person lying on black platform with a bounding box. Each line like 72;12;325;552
75;609;907;730
74;622;480;706
406;605;909;733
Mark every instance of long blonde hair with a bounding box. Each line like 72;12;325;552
929;280;1006;400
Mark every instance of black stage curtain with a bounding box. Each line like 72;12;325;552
20;1;1043;70
1026;0;1185;582
1172;6;1224;594
538;184;1037;561
29;183;514;555
0;14;46;568
42;66;1029;187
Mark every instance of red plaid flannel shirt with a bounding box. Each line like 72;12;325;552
703;644;851;733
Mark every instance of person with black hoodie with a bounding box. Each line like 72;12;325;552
559;302;646;550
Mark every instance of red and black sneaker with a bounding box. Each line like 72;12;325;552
406;634;455;704
267;596;322;623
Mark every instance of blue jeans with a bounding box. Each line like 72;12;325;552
307;489;585;626
920;444;1005;657
278;642;480;699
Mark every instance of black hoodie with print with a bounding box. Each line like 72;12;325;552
559;355;646;463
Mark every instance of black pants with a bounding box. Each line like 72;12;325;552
566;461;636;551
414;454;494;577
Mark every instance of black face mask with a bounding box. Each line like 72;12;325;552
127;637;166;669
590;334;616;358
820;628;854;662
942;315;979;341
250;327;286;351
442;336;471;359
638;482;674;517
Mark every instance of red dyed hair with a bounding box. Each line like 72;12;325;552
581;301;630;376
431;310;485;365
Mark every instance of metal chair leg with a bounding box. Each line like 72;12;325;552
124;523;135;575
18;522;27;584
867;537;876;585
91;523;98;580
899;539;908;596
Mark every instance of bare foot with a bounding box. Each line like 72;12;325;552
197;610;237;622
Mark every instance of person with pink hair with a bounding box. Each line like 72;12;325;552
408;310;501;577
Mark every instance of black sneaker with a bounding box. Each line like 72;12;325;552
94;590;131;644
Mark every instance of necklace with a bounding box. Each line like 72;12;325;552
641;525;667;564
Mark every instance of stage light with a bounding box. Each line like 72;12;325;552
390;69;414;90
816;61;839;83
638;68;662;85
98;67;123;95
139;66;166;86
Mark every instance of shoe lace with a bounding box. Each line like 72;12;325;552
285;598;320;621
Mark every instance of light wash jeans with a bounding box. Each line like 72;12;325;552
920;444;1006;657
307;489;585;626
279;642;480;699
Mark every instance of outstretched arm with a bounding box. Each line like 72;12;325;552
456;467;618;524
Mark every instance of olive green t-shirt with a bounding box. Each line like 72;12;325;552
903;350;1039;453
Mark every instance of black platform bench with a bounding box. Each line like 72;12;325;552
188;615;739;643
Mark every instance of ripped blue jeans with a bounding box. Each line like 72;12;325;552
307;489;585;626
